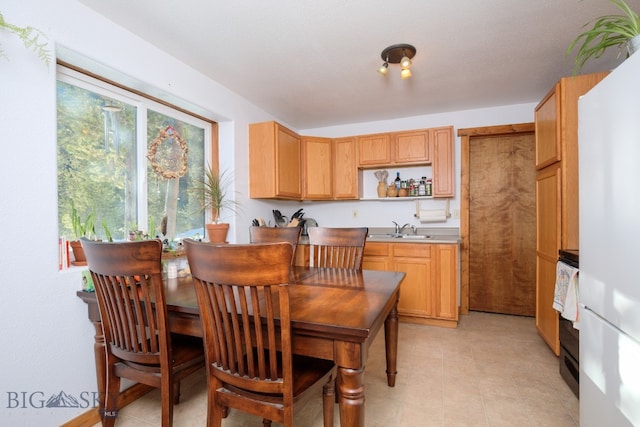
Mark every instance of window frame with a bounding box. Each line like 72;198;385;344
56;63;218;239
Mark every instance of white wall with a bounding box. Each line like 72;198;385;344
0;1;535;424
0;1;277;425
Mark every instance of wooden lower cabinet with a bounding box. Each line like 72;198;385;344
363;242;459;327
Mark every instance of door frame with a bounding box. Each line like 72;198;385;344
457;123;535;315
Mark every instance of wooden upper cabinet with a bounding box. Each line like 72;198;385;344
535;87;560;169
535;72;609;249
394;130;430;164
357;133;391;166
431;126;455;198
301;136;358;200
249;122;455;200
302;136;333;200
357;130;430;167
332;137;358;199
356;128;454;198
249;121;301;199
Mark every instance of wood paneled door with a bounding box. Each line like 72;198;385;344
459;124;536;316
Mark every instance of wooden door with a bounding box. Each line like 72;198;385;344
466;128;536;316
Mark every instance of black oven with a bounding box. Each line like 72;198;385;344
558;249;579;398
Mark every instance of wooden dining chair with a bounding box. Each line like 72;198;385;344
248;226;301;265
307;226;369;269
184;240;337;427
81;239;205;427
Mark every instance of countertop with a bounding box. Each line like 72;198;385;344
299;227;461;245
365;227;461;244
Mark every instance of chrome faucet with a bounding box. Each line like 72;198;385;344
393;221;410;235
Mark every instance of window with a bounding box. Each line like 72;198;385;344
57;66;212;243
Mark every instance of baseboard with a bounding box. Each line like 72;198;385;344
60;383;154;427
398;315;458;328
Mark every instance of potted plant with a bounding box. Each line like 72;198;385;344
567;0;640;74
194;166;240;243
69;202;96;265
0;11;50;64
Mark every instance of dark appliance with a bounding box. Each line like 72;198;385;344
558;249;579;398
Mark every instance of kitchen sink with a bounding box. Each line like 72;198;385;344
367;233;431;239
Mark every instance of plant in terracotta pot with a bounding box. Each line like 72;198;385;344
566;0;640;74
69;202;96;265
194;166;240;243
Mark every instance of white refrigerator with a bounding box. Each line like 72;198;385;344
578;53;640;426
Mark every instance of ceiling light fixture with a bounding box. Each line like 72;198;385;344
377;43;416;79
377;56;389;76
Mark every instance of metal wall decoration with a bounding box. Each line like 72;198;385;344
147;125;189;179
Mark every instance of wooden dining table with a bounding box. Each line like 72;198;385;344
77;265;404;427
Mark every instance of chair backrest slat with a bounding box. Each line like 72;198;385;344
82;239;168;366
307;227;368;270
186;241;293;394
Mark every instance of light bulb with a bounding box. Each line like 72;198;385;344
401;68;412;79
400;55;412;69
377;62;389;76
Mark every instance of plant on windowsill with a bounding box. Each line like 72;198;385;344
0;11;50;65
69;203;96;266
566;0;640;74
102;219;114;243
193;166;241;243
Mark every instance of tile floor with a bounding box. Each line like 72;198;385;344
91;311;579;426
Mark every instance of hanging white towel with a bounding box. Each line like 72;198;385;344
553;261;580;329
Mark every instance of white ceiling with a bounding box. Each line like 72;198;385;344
78;0;627;130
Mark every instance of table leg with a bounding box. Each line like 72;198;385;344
338;366;365;427
90;319;107;415
384;299;399;387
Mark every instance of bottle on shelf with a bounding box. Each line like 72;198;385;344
426;178;432;196
394;172;401;191
418;177;426;196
